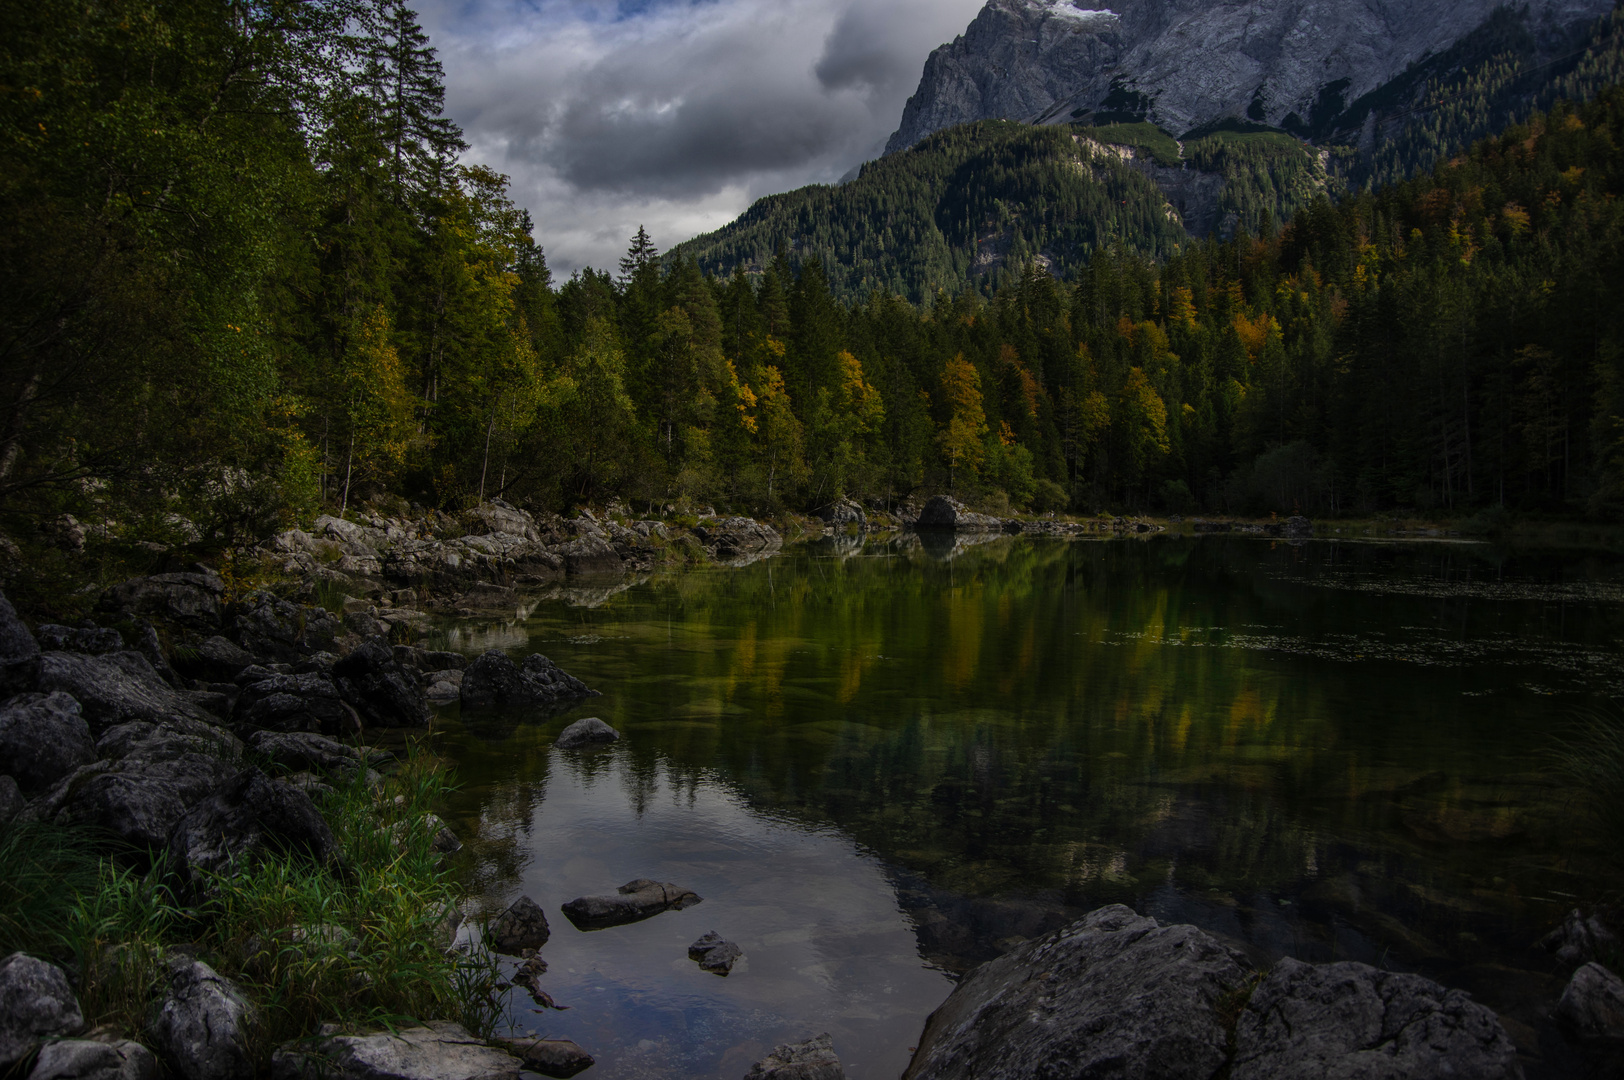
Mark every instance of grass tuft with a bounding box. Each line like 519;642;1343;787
0;818;104;958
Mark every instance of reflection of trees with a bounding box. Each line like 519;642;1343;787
437;537;1624;967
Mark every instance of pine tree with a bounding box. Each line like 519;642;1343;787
362;0;467;201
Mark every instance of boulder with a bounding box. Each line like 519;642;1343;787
1231;957;1523;1080
555;533;622;575
692;517;782;560
1542;908;1620;967
392;646;468;673
459;651;597;710
332;637;430;728
233;672;357;738
562;879;702;930
495;1038;594;1079
36;651;214;733
99;573;223;631
554;716;618;749
489;895;550;955
27;1039;159;1080
469;500;541;542
1556;962;1624;1041
687;931;742;975
915;497;1004;532
816;499;866;528
0;691;96;791
149;959;256;1080
745;1034;846;1080
0;775;20;825
901;905;1247;1080
0;591;40;695
0;953;84;1070
231;590;339;663
1284;515;1313;538
269;1020;521;1080
35;624;125;654
249;730;364;776
185;636;258;680
167;768;339;888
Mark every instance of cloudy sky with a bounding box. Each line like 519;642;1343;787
415;0;986;275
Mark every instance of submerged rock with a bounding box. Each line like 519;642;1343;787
0;953;84;1070
0;691;96;791
495;1037;593;1079
687;931;742;975
1230;957;1522;1080
562;879;702;929
270;1020;521;1080
459;650;597;709
149;960;256;1080
554;716;618;749
1556;962;1624;1042
28;1038;158;1080
745;1034;846;1080
489;895;551;954
902;905;1245;1080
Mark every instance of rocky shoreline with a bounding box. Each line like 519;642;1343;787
2;499;1619;1080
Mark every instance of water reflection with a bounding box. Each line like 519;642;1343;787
430;537;1624;1078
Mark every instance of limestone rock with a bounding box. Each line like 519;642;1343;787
687;931;742;975
489;895;551;955
459;651;596;710
99;573;223;631
0;591;40;696
0;953;83;1070
554;716;619;749
562;879;702;930
167;768;338;887
1556;962;1624;1041
332;637;430;728
232;590;339;663
692;517;782;562
469;499;541;542
28;1039;159;1080
249;730;364;776
902;905;1246;1080
0;691;96;791
914;496;1005;532
187;636;258;680
555;533;622;575
495;1037;593;1079
150;960;256;1080
36;651;214;733
269;1020;521;1080
35;624;125;654
1230;957;1522;1080
745;1034;846;1080
233;672;357;739
816;499;866;528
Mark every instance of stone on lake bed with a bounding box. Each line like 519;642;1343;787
490;894;550;954
561;879;701;929
745;1033;846;1079
554;716;619;749
688;931;742;975
495;1037;594;1079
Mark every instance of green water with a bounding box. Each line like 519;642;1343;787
425;535;1624;1079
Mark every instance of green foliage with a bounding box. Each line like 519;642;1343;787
1086;122;1183;168
0;819;104;958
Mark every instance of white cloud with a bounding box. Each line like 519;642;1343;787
417;0;985;274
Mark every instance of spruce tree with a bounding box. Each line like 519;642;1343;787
362;0;467;201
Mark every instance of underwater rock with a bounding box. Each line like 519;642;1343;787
554;716;619;749
745;1034;846;1080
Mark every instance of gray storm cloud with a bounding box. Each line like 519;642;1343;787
417;0;984;271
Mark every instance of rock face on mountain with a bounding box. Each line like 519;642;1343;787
886;0;1614;153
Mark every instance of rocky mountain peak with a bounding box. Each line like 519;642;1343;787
885;0;1615;153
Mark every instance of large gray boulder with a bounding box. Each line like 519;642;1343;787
36;651;214;733
28;1039;159;1080
745;1034;846;1080
0;691;96;791
1231;957;1523;1080
249;730;364;776
554;716;618;749
269;1020;522;1080
494;1037;593;1079
692;517;782;561
149;959;255;1080
459;651;596;710
0;953;83;1070
99;572;223;631
332;637;429;728
902;905;1247;1080
231;590;340;663
489;895;550;954
0;591;40;696
1556;962;1624;1041
562;879;702;930
33;719;242;849
915;496;1005;532
232;672;357;738
167;768;338;888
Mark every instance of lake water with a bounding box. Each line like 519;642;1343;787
423;534;1624;1079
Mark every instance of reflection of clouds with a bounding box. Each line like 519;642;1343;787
466;745;951;1079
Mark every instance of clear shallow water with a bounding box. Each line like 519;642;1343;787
424;535;1624;1079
